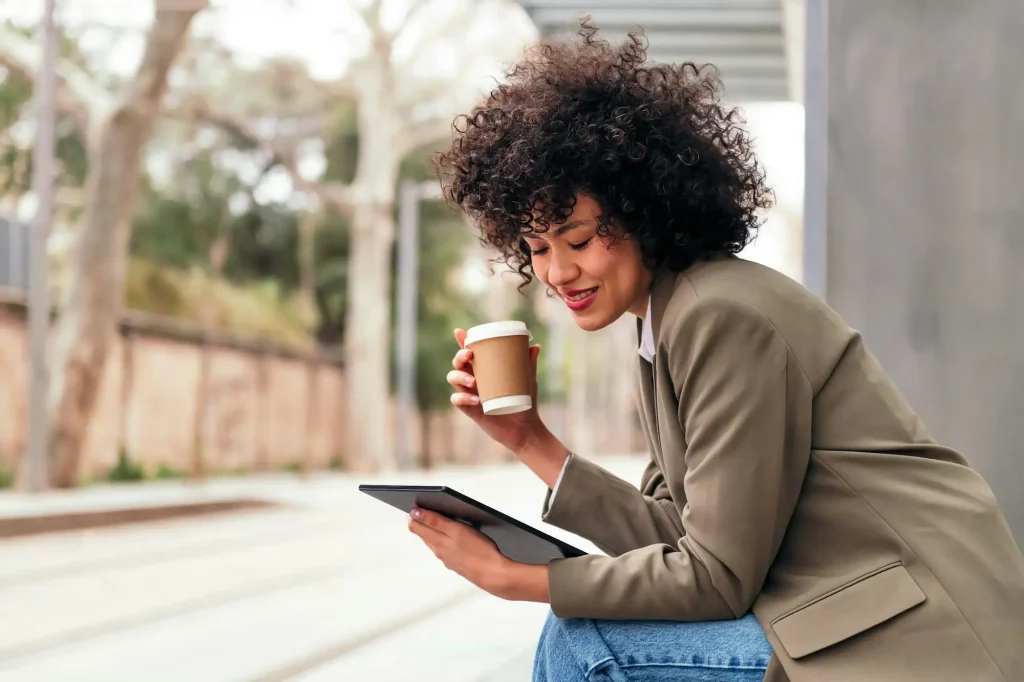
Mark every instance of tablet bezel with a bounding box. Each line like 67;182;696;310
358;484;586;563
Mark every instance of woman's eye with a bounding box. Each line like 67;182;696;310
530;246;549;256
570;238;593;251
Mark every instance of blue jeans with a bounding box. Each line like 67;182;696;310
532;612;772;681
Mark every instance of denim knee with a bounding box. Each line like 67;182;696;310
532;611;772;682
533;612;632;682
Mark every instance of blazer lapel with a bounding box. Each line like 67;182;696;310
635;316;662;455
642;271;681;460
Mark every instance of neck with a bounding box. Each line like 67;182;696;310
630;270;656;319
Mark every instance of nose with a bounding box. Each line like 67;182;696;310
545;247;580;288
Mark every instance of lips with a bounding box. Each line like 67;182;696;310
562;287;598;311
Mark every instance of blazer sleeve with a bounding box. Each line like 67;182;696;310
542;297;814;621
541;453;685;556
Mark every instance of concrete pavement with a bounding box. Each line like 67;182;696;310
0;455;647;681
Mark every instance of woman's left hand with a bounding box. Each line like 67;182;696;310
407;508;550;603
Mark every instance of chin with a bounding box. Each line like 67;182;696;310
571;309;616;332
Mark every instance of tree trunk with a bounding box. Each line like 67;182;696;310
296;211;317;323
342;55;400;471
190;337;210;481
44;9;202;488
344;200;396;470
418;411;432;470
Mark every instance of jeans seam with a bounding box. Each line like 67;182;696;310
584;655;617;679
619;662;770;671
584;619;624;680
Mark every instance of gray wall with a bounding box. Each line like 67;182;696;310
820;0;1024;540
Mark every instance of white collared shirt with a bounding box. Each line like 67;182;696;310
638;296;655;363
550;297;654;498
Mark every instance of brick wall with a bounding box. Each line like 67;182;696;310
0;300;640;480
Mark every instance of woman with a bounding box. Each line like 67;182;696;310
407;24;1024;682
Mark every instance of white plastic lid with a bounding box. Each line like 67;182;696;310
482;395;532;416
464;320;532;346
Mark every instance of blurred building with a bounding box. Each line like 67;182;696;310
516;0;790;101
0;217;30;292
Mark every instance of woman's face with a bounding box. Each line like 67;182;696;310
523;194;652;331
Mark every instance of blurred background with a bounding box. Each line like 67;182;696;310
0;0;1019;680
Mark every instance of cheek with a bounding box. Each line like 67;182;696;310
531;259;551;286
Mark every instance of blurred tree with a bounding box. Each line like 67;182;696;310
177;0;536;470
0;5;208;487
0;25;89;222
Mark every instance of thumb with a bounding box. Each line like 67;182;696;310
529;344;541;399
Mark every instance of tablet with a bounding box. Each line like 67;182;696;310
358;484;587;565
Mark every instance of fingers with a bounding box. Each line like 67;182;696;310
452;348;474;372
529;344;541;394
409;508;458;537
447;370;476;392
450;392;481;408
449;349;479;409
454;328;468;350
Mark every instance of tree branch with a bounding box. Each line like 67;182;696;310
0;22;113;141
394;113;455;159
167;100;356;218
389;0;448;50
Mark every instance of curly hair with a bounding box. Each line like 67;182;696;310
435;20;774;287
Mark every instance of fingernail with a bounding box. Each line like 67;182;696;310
410;509;422;520
463;376;475;387
469;396;480;404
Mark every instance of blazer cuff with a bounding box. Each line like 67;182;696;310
542;451;573;512
547;555;592;618
540;453;614;535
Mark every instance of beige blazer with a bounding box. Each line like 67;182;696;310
542;256;1024;682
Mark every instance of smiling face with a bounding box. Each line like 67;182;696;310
522;194;652;331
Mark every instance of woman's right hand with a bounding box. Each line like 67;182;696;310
447;328;546;455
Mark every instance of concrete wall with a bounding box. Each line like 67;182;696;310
821;1;1024;539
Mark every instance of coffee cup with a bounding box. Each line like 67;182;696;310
464;321;533;415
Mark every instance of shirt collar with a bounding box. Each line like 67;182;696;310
638;296;655;362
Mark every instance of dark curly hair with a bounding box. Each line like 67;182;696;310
435;20;774;287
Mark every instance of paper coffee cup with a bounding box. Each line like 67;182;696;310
464;321;533;415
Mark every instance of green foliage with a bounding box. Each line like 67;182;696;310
132;150;241;270
0;63;89;196
132;192;210;270
311;213;351;345
223;202;301;286
0;466;14;489
124;257;312;349
155;464;186;480
124;258;188;316
322;99;358;184
407;202;482;411
0;68;32;129
107;450;146;483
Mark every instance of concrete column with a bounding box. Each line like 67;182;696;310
819;0;1024;539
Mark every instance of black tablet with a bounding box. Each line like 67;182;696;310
358;484;587;565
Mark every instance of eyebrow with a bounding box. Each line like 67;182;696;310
524;220;587;241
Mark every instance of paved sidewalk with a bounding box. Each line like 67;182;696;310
0;455;647;681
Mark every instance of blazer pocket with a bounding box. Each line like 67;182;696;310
770;562;926;660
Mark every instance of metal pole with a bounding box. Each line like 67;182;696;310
23;0;58;492
803;0;829;299
394;181;420;470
